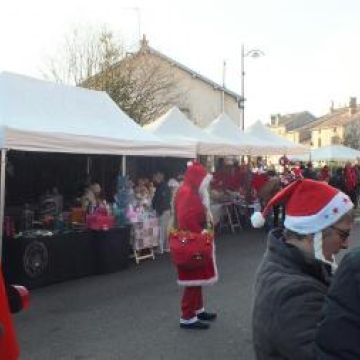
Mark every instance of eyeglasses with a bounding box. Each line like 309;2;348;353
330;226;351;240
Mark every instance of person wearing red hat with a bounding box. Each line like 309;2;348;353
251;179;354;360
172;161;218;330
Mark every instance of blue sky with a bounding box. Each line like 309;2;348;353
1;0;359;127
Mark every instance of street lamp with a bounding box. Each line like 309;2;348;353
239;44;265;130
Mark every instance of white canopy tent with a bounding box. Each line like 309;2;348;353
144;107;241;155
290;144;360;162
0;72;195;158
204;113;281;156
245;120;308;155
0;72;196;257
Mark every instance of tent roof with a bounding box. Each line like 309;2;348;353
245;120;308;155
0;72;195;157
205;113;281;155
291;144;360;162
144;107;239;155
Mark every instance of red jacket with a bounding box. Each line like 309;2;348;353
252;173;269;193
173;162;218;286
175;183;205;234
344;166;357;192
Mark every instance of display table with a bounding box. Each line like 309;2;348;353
2;226;131;289
131;217;160;264
92;227;131;274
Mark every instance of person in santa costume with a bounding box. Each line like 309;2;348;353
251;179;354;360
173;161;218;330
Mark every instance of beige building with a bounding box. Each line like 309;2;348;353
133;37;242;127
87;36;242;127
268;98;360;149
300;97;360;148
268;111;316;145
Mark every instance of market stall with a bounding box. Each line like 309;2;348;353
144;106;241;155
0;72;196;287
204;113;279;155
245;120;308;155
289;144;360;163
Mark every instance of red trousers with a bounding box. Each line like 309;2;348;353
181;286;203;320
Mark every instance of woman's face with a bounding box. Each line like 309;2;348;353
322;215;354;261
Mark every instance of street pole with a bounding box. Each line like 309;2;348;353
239;45;264;131
240;44;245;130
122;155;127;176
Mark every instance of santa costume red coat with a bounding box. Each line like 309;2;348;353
173;162;218;286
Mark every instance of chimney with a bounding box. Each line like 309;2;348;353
139;34;149;52
349;97;357;115
330;100;334;113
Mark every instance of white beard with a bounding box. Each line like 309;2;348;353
199;186;211;212
199;174;213;225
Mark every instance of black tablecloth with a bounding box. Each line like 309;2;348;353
2;226;131;289
92;227;131;275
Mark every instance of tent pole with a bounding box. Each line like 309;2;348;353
122;156;127;176
0;149;7;263
86;156;91;175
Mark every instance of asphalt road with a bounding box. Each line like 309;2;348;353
13;223;360;360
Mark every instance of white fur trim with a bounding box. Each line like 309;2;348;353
251;212;266;228
285;192;353;234
195;307;205;315
199;174;213;194
187;161;194;167
177;242;219;287
313;232;338;273
180;316;198;324
199;174;213;214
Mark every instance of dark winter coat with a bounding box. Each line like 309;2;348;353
316;247;360;359
252;229;332;360
303;167;317;180
329;172;345;192
152;181;171;216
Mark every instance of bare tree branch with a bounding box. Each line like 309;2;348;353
42;24;184;124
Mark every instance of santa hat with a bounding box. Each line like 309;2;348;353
184;161;212;189
251;179;353;234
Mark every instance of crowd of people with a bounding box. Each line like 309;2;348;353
2;156;360;358
167;158;360;359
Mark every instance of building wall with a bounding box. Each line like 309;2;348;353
286;131;300;144
129;52;241;127
170;65;241;128
311;126;344;148
269;125;287;137
269;126;300;143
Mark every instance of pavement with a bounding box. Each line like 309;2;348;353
13;224;360;360
14;228;266;360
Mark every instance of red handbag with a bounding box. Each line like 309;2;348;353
169;229;213;270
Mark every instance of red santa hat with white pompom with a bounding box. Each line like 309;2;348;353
251;179;353;234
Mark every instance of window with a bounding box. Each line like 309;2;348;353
318;138;322;147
